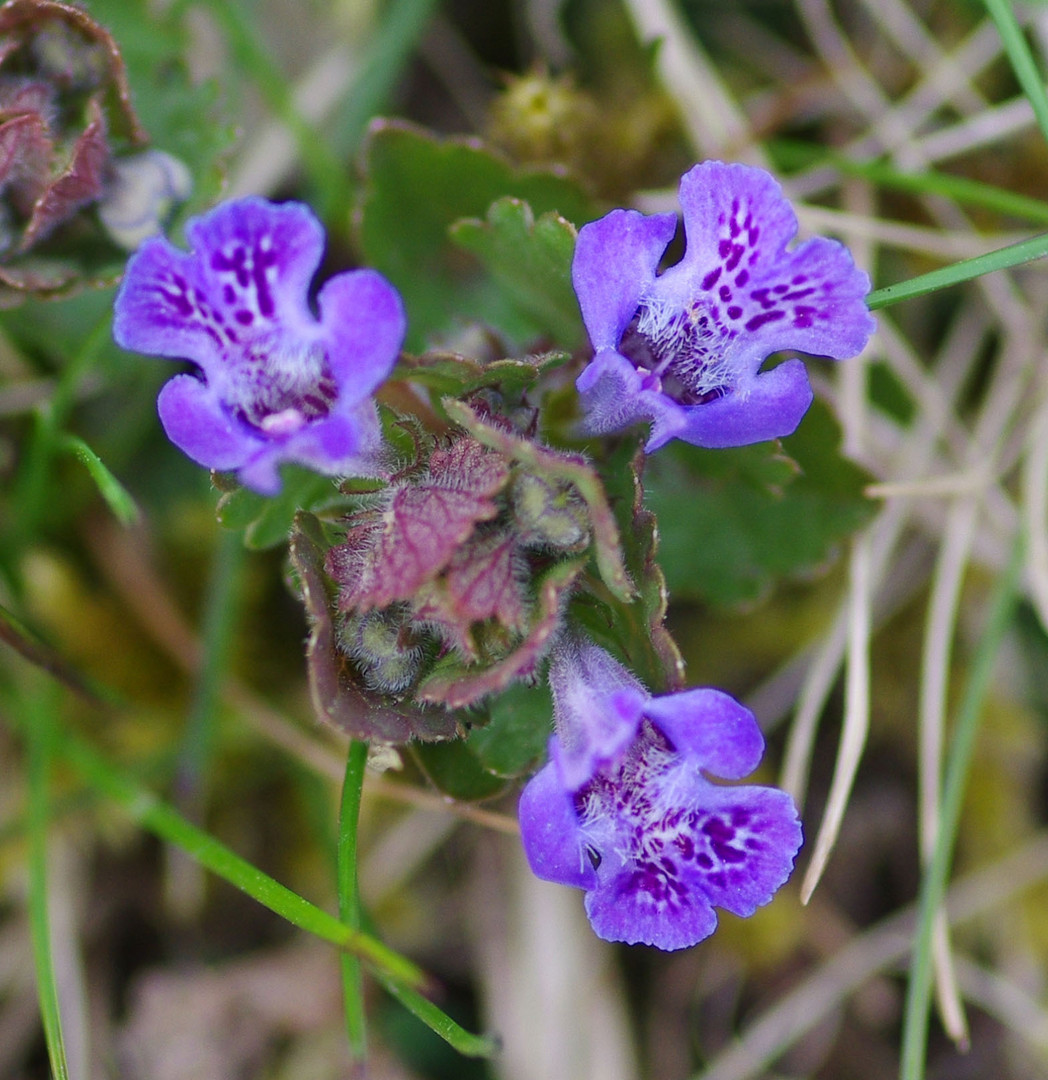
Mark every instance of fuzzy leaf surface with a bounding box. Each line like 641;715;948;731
290;513;457;743
417;558;584;709
444;399;634;602
328;437;510;612
413;528;527;656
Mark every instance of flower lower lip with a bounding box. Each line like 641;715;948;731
259;407;309;436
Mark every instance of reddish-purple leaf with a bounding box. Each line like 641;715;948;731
444;398;635;602
417;558;584;709
328;436;510;612
0;111;50;211
444;529;526;628
0;0;146;143
21;95;108;249
412;528;527;657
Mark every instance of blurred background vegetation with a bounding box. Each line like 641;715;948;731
4;0;1048;1077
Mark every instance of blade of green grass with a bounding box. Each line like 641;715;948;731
58;434;139;526
773;139;1048;226
26;682;71;1080
376;972;500;1059
338;740;369;1064
52;725;426;988
326;0;440;162
9;313;111;563
183;0;350;220
867;231;1048;310
177;528;245;793
899;531;1025;1080
982;0;1048;148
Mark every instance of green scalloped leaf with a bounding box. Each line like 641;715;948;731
449;197;584;347
412;739;507;801
644;400;876;607
357;119;598;350
391;351;568;401
467;680;552;779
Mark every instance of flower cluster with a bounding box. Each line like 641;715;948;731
519;638;802;950
114;157;872;951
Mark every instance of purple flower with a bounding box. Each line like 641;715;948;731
572;161;875;451
518;639;802;950
113;197;405;494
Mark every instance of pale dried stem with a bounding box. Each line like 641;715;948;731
799;530;871;905
1022;397;1048;634
620;0;767;164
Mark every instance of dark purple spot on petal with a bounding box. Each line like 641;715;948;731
234;309;254;326
735;269;749;287
745;310;786;332
702;266;722;290
727;306;742;320
719;285;732;301
712;840;747;864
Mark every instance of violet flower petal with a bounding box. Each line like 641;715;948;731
156;371;264;471
658;357;814;451
644;687;765;779
681;782;803;919
584;861;718;950
548;637;647;791
518;758;597;890
572;207;677;351
575;349;688;448
519;639;803;951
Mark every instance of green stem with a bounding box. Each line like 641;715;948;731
867;231;1048;310
25;682;70;1080
772;139;1048;226
338;740;369;1064
376;972;500;1059
899;531;1025;1080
